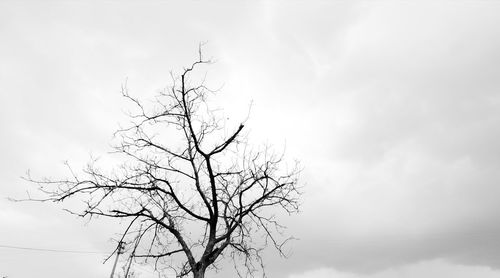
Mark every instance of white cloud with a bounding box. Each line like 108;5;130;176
2;1;500;278
289;260;500;278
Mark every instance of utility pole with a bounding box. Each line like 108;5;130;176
124;254;133;278
124;225;142;278
109;241;125;278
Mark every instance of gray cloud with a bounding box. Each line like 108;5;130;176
1;2;500;278
259;3;500;275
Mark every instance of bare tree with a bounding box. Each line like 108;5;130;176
26;49;301;278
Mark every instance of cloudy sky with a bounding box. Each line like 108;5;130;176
1;1;500;277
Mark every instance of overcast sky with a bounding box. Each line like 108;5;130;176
1;1;500;278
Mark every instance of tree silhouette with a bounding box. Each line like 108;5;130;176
27;49;301;278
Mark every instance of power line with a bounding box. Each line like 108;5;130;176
0;244;109;254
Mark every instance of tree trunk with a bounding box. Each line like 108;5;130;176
193;269;205;278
